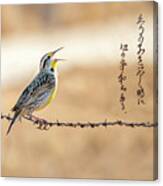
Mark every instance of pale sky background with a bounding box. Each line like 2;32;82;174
1;2;153;87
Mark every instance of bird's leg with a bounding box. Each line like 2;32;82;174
28;114;43;129
39;118;49;130
37;122;49;130
25;114;49;131
24;114;40;128
31;116;47;130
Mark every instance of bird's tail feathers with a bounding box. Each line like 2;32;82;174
6;110;21;135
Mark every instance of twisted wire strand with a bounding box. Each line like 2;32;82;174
1;113;157;130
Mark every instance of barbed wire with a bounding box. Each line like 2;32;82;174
1;113;157;130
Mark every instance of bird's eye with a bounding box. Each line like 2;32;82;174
50;68;54;72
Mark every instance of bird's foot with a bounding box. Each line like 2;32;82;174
26;114;49;131
42;124;49;130
37;123;49;130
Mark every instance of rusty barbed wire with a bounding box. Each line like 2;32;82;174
1;113;157;130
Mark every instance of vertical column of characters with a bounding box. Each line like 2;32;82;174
136;14;146;105
118;43;128;113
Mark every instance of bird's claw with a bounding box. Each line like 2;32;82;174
37;123;49;131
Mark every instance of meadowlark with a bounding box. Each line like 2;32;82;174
6;47;64;135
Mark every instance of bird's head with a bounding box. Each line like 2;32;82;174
40;47;64;72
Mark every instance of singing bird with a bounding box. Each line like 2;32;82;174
6;47;64;135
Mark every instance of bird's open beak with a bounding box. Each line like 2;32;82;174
50;47;66;63
51;47;64;56
55;58;66;62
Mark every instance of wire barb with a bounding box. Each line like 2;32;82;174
1;113;158;130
